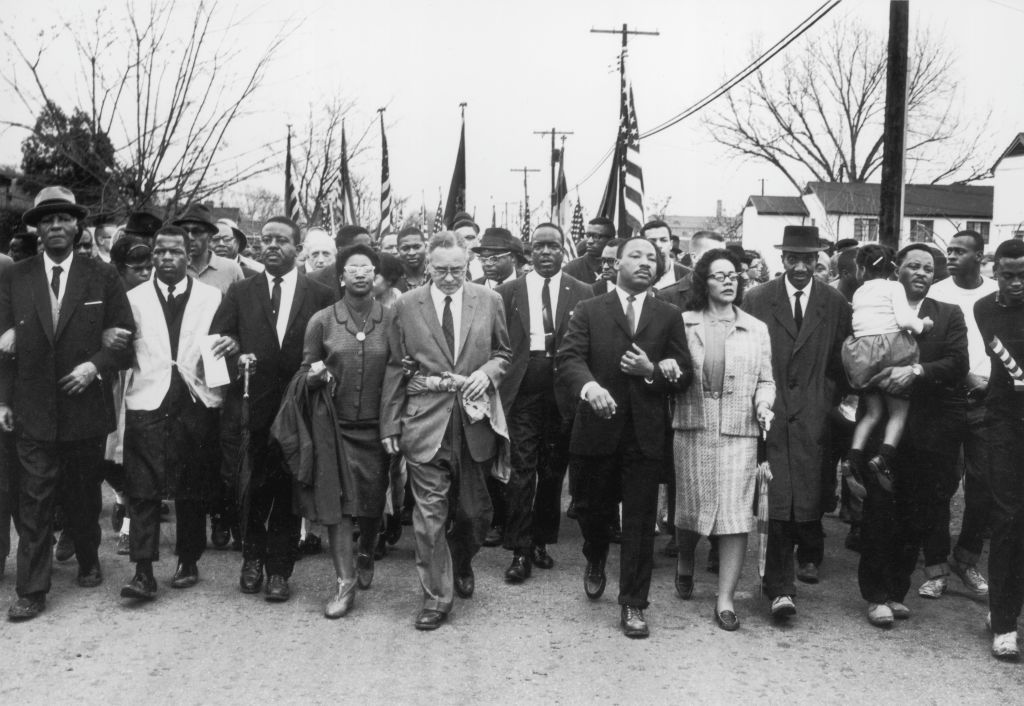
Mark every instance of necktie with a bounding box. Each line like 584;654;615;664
166;283;175;306
793;290;804;330
541;278;554;355
442;295;455;357
271;276;283;319
626;294;637;337
50;265;63;301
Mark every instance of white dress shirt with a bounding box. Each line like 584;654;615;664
525;270;561;352
484;270;517;290
784;276;811;320
154;275;188;301
266;268;299;346
429;284;463;360
43;252;71;306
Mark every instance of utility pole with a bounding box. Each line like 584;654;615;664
510;166;541;221
878;1;909;250
532;127;574;220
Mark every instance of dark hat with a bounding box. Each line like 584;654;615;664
22;186;89;227
452;213;479;233
472;227;524;259
172;203;218;234
775;225;826;253
109;235;152;268
216;218;247;250
124;206;164;239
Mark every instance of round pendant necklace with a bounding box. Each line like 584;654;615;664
345;301;371;342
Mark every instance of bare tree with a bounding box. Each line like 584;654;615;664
705;20;991;193
0;1;296;216
240;187;282;225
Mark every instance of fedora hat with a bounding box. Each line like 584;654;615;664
217;218;248;250
124;206;164;239
22;186;89;227
172;203;218;235
472;227;523;258
775;225;826;253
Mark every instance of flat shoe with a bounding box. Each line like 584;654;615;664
324;578;357;619
714;608;740;631
674;574;694;600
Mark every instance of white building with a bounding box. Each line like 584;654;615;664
991;133;1024;246
741;196;809;275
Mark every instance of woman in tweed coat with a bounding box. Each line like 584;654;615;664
660;248;775;631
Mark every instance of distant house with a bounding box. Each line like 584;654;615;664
743;181;994;274
991;132;1024;246
0;169;34;214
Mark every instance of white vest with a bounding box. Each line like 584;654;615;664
124;278;225;411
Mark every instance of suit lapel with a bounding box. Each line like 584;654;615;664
284;274;308;341
146;282;173;358
769;279;799;341
793;281;825;353
605;293;632;339
514;279;530;340
456;286;478;363
30;258;54;345
55;255;85;341
633;292;657;338
418;290;453;366
555;279;574;332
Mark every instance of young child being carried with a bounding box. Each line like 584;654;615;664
840;244;933;494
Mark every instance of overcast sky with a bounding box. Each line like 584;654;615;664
2;0;1022;224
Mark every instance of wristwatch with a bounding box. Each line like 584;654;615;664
911;363;924;378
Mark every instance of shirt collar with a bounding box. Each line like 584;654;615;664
526;269;561;287
614;285;647;307
43;252;72;272
155;275;188;296
430;283;463;304
784;275;810;299
266;267;298;287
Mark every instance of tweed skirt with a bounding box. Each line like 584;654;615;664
673;397;758;536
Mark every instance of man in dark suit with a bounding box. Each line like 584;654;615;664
495;223;592;582
855;243;968;627
472;227;522;290
557;237;692;638
562;217;614;285
0;186;134;620
590;239;622;297
741;225;851;621
209;216;334;603
381;231;511;631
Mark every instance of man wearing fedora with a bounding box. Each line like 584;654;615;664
741;225;851;621
0;186;134;620
174;203;244;295
212;218;263;279
123;206;164;245
473;227;523;290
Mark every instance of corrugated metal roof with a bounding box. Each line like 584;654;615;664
803;181;992;219
744;195;808;216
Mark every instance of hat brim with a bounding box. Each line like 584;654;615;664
774;244;827;253
172;218;218;235
23;202;89;228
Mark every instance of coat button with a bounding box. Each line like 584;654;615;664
788;414;797;422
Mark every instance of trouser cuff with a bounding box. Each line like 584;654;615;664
923;563;949;579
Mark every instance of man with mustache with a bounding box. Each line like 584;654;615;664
557;237;692;638
563;217;615;285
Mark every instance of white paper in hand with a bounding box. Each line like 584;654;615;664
201;334;231;387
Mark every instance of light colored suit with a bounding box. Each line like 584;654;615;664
381;280;511;613
125;278;224;411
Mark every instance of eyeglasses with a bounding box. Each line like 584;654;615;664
343;265;375;275
478;252;510;264
707;272;741;283
600;258;617;267
432;267;466;279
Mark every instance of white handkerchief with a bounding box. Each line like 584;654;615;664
200;334;230;387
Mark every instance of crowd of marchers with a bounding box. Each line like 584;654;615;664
2;184;1024;663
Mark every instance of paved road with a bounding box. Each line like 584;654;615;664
0;503;1018;704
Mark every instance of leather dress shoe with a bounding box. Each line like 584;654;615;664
414;608;447;631
714;607;740;631
356;552;375;590
324;578;357;619
210;523;230;550
584;557;607;599
8;594;45;621
504;551;532;583
674;574;694;600
54;529;75;562
531;544;554;570
171;561;199;589
265;574;290;602
239;559;264;594
76;563;103;588
797;563;819;584
454;567;475;599
483;526;503;548
121;571;158;601
621;605;649;638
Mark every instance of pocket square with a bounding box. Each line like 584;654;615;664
84;300;103;306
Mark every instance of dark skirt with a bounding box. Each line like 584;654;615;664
337;423;388;518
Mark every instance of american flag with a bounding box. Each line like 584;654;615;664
379;112;392;236
618;50;645;235
520;192;531;241
285;128;299;222
432;199;444;234
338;121;357;226
567;198;583;259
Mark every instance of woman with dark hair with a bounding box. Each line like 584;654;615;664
300;243;391;618
660;248;775;631
373;252;404;309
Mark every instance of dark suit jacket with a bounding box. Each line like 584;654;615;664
0;254;133;441
308;265;343;302
591;279;612;297
556;291;692;459
210;270;335;431
908;297;969;403
562;256;601;285
656;272;694;310
495;273;593;417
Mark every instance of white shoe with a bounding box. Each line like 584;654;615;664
949;558;989;597
918;576;947;599
770;595;796;619
867;603;894;627
885;601;910;620
992;632;1020;661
